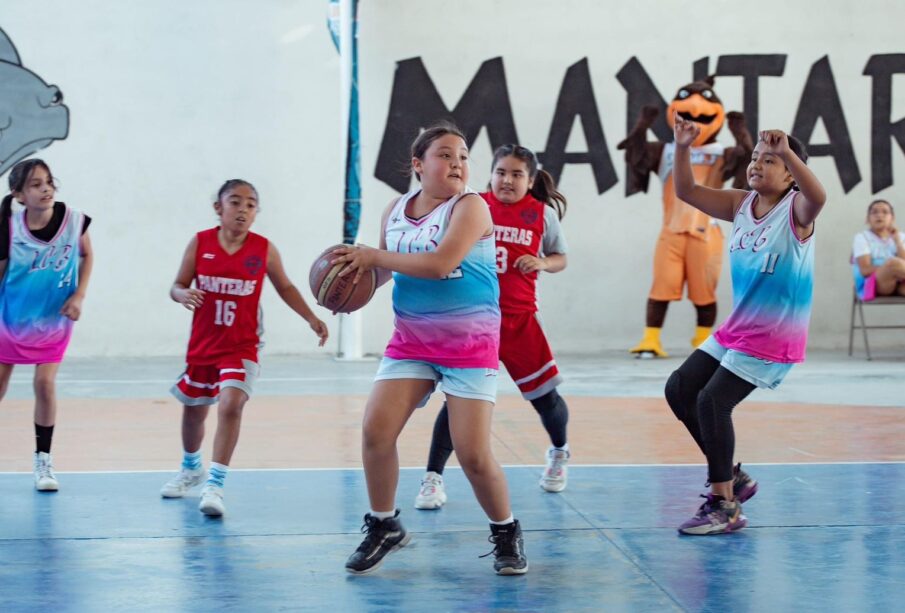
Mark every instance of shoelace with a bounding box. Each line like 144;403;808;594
479;530;518;559
694;494;717;516
355;516;385;553
546;456;566;476
35;463;54;479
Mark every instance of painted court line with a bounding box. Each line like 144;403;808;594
1;460;901;476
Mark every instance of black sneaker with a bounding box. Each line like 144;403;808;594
480;520;528;575
345;510;412;575
733;463;758;503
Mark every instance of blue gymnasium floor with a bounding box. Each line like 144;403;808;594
1;462;903;613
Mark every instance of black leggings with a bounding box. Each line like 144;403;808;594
425;389;569;475
664;350;756;483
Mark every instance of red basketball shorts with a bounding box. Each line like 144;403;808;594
499;310;563;400
170;358;260;406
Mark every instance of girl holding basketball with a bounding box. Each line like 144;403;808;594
0;159;94;492
160;179;328;517
415;144;572;512
665;115;826;535
331;123;528;575
851;199;905;300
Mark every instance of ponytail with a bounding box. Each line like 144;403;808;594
0;194;12;220
530;169;567;220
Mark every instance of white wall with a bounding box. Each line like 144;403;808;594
2;1;903;357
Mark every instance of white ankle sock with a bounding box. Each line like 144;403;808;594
370;509;396;519
489;514;514;526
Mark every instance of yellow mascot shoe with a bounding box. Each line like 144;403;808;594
630;327;668;358
691;326;712;348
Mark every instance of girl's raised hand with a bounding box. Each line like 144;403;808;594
673;113;700;147
331;244;380;285
758;130;791;157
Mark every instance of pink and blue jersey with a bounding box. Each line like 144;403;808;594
714;190;814;363
0;206;84;364
383;189;500;369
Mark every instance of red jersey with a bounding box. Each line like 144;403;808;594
185;227;268;364
485;191;546;314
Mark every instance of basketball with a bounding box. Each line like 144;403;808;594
308;244;377;314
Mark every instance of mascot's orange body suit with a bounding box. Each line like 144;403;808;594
619;78;753;358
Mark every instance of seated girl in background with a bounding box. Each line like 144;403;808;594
852;199;905;300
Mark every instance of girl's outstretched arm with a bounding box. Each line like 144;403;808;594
267;243;328;346
333;193;492;282
673;114;747;222
61;231;94;321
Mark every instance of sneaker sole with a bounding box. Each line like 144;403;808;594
678;517;748;535
345;532;413;575
35;484;59;492
496;562;529;575
414;494;447;510
199;503;225;517
539;479;566;493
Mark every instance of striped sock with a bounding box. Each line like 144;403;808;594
182;450;202;471
206;462;228;488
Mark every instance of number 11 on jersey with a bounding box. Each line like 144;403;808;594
760;252;780;275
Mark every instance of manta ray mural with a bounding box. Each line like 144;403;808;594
0;27;69;176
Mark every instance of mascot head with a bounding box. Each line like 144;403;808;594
665;76;725;147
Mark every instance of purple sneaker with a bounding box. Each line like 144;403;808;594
733;463;758;503
678;494;747;535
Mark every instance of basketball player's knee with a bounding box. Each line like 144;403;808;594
529;389;560;415
184;406;207;425
361;422;394;453
32;375;55;403
217;402;243;423
664;371;687;421
456;447;492;477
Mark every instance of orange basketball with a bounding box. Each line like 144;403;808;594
308;244;377;314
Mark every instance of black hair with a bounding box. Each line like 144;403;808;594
409;121;467;181
867;199;893;216
491;144;567;220
216;179;257;202
1;158;54;219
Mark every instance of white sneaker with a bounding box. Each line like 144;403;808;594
539;447;569;493
34;451;59;492
199;484;225;516
160;467;205;498
414;471;447;509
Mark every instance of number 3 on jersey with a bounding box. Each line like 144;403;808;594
496;246;508;274
214;300;236;326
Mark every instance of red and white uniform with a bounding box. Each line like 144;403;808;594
172;227;269;405
485;191;568;400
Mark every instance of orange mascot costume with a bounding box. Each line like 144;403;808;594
619;77;753;358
